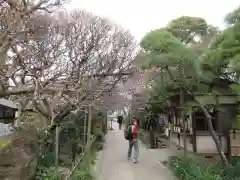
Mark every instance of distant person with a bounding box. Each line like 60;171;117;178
117;115;123;130
167;121;172;139
124;117;139;163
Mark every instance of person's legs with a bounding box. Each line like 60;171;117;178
128;140;133;160
133;139;139;163
119;123;122;130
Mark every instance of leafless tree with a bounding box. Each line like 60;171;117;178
43;10;137;125
0;8;137;127
0;0;67;70
0;3;139;180
0;0;68;126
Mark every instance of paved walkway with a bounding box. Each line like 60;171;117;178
96;122;175;180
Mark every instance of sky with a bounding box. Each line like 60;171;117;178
65;0;240;41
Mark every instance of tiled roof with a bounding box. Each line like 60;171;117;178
0;98;17;109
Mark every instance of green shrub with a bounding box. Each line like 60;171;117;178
95;141;104;151
95;132;105;143
37;149;55;167
72;169;94;180
229;156;240;165
169;156;228;180
36;148;58;179
169;156;240;180
94;132;105;151
222;158;240;179
72;149;96;180
35;166;60;180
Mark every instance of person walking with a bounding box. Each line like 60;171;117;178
117;115;123;130
125;117;139;163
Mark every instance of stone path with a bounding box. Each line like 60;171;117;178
96;122;175;180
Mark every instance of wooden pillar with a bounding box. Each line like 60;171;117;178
84;109;87;145
87;104;92;145
105;110;108;133
128;108;131;126
226;130;231;160
192;109;197;153
55;125;60;166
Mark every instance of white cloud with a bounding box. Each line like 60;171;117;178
65;0;240;41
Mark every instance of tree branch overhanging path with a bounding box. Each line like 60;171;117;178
0;0;138;129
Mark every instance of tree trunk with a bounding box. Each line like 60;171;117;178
84;110;87;145
149;126;155;148
204;109;228;165
188;90;228;165
180;87;187;156
180;65;187;155
87;104;92;145
165;68;228;165
55;125;60;167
